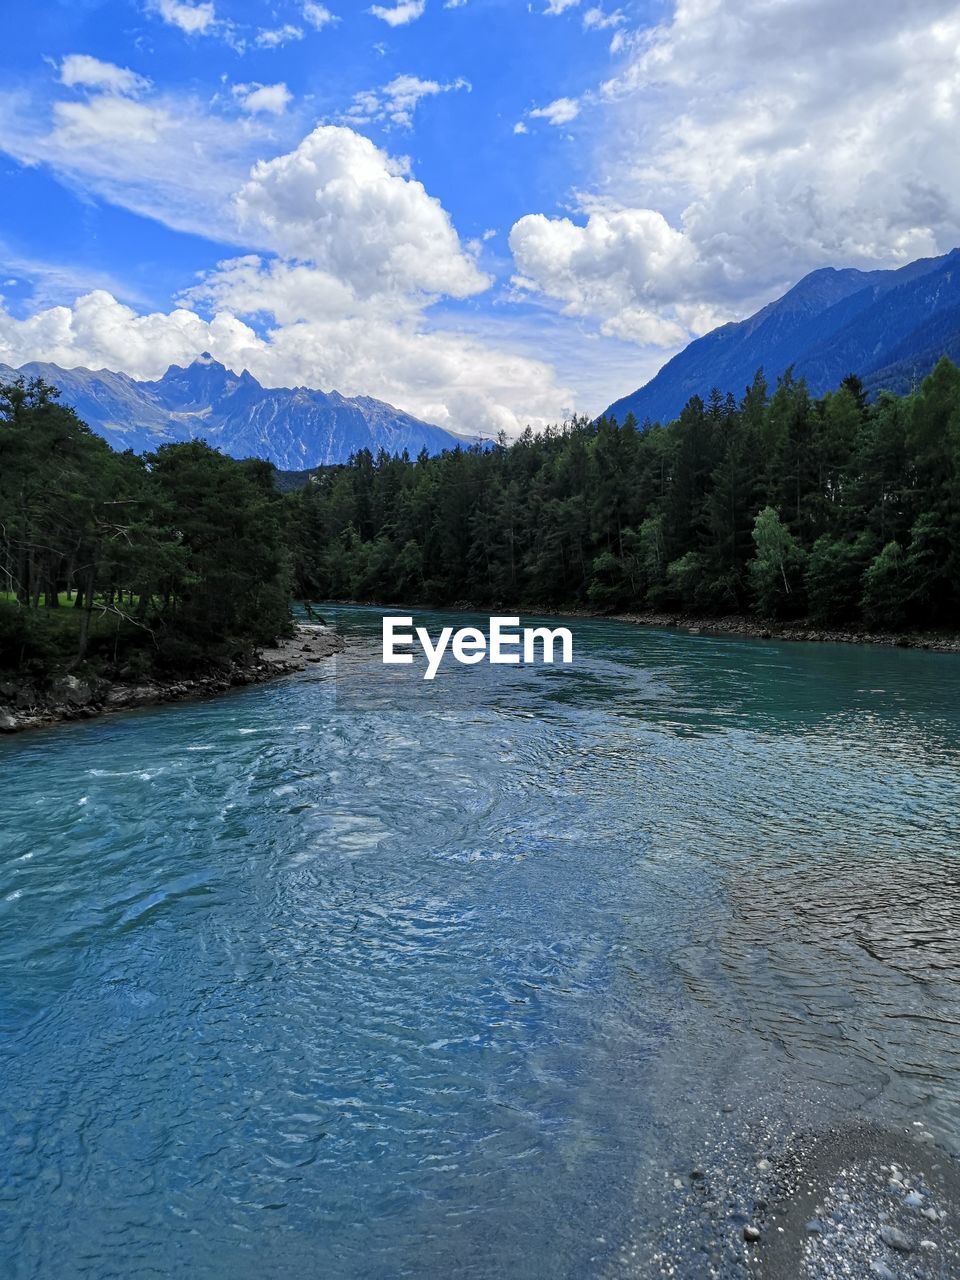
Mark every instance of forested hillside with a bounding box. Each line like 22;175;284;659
604;249;960;427
0;377;292;677
287;360;960;630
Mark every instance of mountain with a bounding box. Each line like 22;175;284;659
604;248;960;425
0;353;472;467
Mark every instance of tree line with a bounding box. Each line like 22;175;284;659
286;358;960;630
0;377;291;677
5;356;959;683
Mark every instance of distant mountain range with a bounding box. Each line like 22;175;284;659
10;248;959;461
604;248;960;425
0;354;470;468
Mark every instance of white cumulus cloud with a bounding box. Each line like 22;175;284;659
0;288;573;438
233;125;489;300
529;96;580;126
346;74;470;128
59;55;149;97
302;2;338;28
582;7;624;30
149;0;216;35
510;206;702;345
511;0;960;350
234;83;292;116
52;96;173;148
369;0;426;26
0;291;262;379
255;24;304;47
0;71;575;435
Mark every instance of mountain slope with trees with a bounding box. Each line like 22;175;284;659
605;249;960;427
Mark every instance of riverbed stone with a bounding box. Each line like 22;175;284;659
105;684;159;708
50;674;93;707
870;1262;896;1279
879;1225;913;1252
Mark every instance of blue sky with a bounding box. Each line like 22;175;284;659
1;0;958;434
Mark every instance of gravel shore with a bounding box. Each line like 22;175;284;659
611;1116;959;1279
758;1128;960;1279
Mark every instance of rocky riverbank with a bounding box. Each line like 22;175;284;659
358;598;960;654
611;611;960;654
0;624;344;734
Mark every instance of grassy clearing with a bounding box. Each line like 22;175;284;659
0;596;148;675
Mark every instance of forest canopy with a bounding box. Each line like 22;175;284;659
0;377;292;677
286;358;960;631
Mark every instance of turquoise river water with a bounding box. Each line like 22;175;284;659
1;607;958;1278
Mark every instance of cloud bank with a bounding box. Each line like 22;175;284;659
0;84;571;436
510;0;960;346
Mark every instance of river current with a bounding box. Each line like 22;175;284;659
1;607;958;1278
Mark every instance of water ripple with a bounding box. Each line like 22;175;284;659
1;607;958;1278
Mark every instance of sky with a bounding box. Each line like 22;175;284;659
0;0;959;437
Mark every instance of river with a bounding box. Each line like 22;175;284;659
2;606;958;1278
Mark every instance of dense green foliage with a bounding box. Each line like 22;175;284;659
5;355;959;685
0;378;292;677
287;359;960;629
